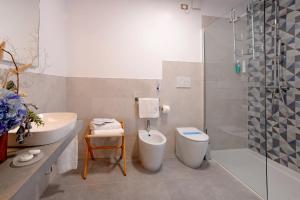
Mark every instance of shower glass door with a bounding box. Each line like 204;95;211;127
204;0;267;199
205;0;300;199
264;0;300;199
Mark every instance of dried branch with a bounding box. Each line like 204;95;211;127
0;41;5;61
2;48;20;94
1;70;11;88
0;41;33;93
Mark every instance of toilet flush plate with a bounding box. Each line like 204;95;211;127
176;76;192;88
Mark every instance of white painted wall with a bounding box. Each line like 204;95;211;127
39;0;68;76
66;0;203;79
0;0;39;66
2;0;248;78
200;0;247;17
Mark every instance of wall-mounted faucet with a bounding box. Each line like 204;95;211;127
146;120;151;136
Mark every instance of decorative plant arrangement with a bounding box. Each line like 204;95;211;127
0;41;43;162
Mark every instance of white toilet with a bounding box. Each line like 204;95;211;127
138;130;166;171
175;127;209;168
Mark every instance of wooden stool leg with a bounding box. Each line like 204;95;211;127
82;143;89;179
86;137;95;160
119;138;123;160
122;135;127;176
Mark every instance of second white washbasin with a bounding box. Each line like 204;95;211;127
8;112;77;147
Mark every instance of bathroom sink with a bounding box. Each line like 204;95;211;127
8;112;77;147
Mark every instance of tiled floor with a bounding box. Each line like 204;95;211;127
212;149;300;200
41;158;260;200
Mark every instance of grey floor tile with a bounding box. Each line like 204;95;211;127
41;159;260;200
119;179;171;200
191;163;260;200
165;178;208;200
82;158;126;185
116;160;165;183
41;185;85;200
81;183;124;200
52;170;92;186
161;158;195;181
187;160;224;176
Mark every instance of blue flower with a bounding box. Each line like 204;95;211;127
0;89;27;136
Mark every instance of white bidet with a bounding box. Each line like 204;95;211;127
138;130;167;171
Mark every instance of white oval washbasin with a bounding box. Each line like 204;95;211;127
8;112;77;147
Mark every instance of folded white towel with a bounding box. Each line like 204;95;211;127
90;118;121;130
90;122;121;130
91;118;114;124
91;128;124;137
56;136;78;174
138;98;160;118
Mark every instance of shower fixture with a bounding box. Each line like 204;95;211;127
230;5;250;75
230;8;238;64
230;8;248;71
248;0;256;59
247;0;267;58
265;0;290;105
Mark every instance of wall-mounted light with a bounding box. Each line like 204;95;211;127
180;0;201;13
181;3;189;10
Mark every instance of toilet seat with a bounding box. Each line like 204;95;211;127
176;127;209;142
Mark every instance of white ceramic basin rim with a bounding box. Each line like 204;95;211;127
138;130;166;146
8;112;77;147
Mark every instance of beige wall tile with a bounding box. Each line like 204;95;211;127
0;71;67;113
2;61;204;160
67;61;204;159
204;16;248;150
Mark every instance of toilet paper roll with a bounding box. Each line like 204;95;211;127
161;105;171;114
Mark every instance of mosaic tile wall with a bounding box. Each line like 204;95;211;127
248;0;300;173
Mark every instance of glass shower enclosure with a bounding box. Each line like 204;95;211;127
204;0;300;200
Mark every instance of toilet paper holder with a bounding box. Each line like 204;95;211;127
161;105;171;114
134;97;160;103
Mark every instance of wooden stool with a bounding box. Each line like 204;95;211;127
82;121;127;179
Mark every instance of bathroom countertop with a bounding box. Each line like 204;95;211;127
0;120;83;200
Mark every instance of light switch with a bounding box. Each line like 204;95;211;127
176;76;192;88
